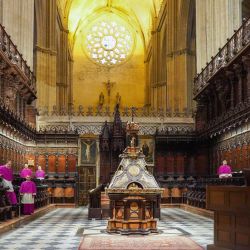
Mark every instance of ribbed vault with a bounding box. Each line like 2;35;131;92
58;0;164;50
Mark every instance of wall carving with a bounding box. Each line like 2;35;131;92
37;105;194;118
37;123;195;136
0;24;36;99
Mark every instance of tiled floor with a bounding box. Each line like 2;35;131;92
0;208;213;250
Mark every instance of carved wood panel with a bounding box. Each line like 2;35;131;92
242;145;248;169
58;155;66;173
176;154;184;174
38;155;46;171
68;154;77;172
25;154;35;172
166;154;174;174
156;154;164;175
78;165;96;205
48;155;56;173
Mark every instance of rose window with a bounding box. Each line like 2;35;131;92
84;20;134;66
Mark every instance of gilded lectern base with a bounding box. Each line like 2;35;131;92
107;218;159;235
106;121;163;235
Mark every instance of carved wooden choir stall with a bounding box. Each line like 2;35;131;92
207;185;250;250
106;121;163;234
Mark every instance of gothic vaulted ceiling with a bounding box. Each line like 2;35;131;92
58;0;164;49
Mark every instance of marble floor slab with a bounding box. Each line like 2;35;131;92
0;207;213;250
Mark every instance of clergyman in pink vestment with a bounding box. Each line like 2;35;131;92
0;160;17;205
20;164;33;178
35;166;45;179
217;160;232;178
19;176;37;215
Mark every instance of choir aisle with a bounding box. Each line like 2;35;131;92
0;208;213;250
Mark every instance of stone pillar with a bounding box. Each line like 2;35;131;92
68;57;74;106
96;139;100;187
35;0;57;111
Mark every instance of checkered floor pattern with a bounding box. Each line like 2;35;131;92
0;208;213;250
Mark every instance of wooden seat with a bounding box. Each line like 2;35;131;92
171;187;182;203
161;188;171;204
53;187;64;197
53;187;64;203
64;187;74;198
64;187;75;203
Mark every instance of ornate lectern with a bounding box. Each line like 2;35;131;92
106;122;163;234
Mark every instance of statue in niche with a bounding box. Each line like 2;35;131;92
98;92;104;107
142;141;149;157
115;92;121;106
5;87;16;110
130;137;136;148
128;182;141;190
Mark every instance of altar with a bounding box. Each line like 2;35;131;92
106;121;163;234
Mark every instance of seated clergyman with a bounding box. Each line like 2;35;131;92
35;166;45;179
217;160;232;178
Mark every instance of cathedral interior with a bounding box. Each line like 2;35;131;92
0;0;250;249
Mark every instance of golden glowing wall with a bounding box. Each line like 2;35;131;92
72;29;145;108
146;0;196;112
67;0;164;109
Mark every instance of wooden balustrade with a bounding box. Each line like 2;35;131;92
194;18;250;97
0;24;36;96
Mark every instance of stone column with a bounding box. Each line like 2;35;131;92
96;139;100;187
35;0;57;111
